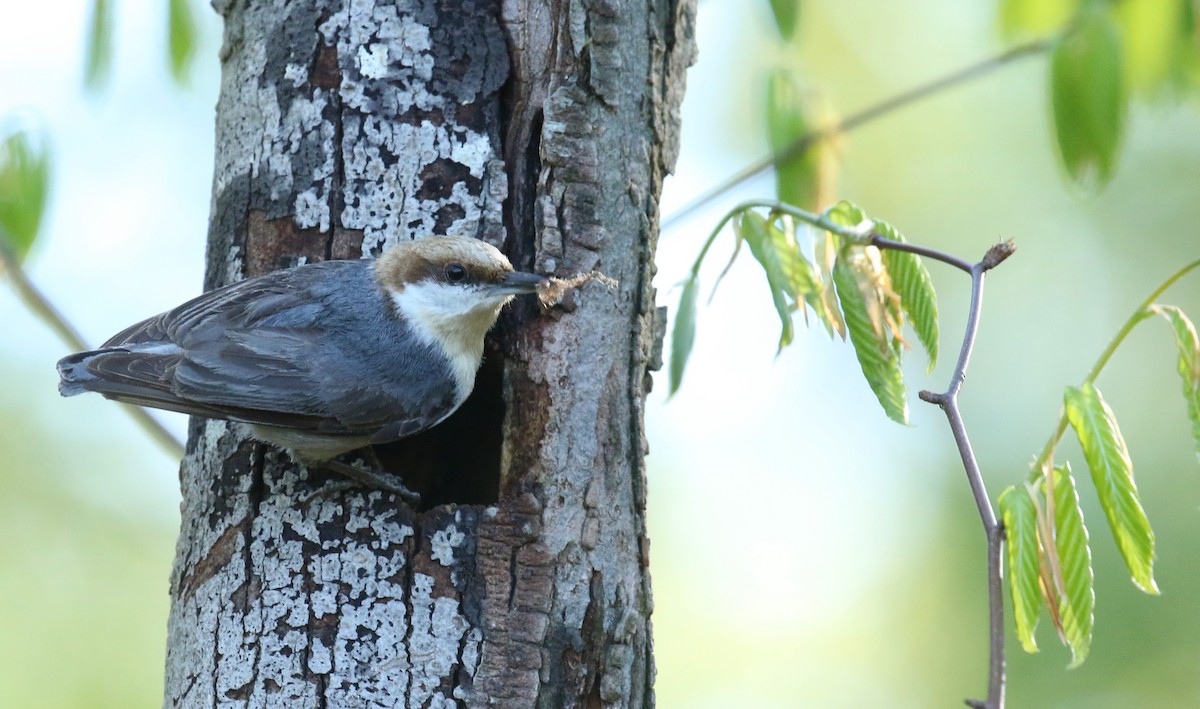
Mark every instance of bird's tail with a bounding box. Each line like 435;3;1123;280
56;350;106;396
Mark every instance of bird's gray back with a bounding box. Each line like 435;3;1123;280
107;260;460;438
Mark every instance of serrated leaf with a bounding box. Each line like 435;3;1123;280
999;484;1042;654
1150;304;1200;460
832;253;908;424
1064;383;1158;594
0;130;51;263
997;0;1080;40
84;0;114;90
875;220;938;371
1050;10;1126;192
739;211;804;350
1043;463;1095;668
766;69;823;212
768;0;801;41
668;275;699;396
168;0;199;86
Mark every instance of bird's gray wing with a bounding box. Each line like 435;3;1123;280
62;261;463;440
62;263;389;433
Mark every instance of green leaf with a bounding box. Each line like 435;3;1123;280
1111;0;1190;97
768;0;801;41
1043;463;1095;668
874;220;939;372
999;484;1042;654
668;275;699;396
739;211;806;350
1064;383;1158;594
1050;9;1126;192
168;0;199;86
823;199;868;233
0;130;52;263
1149;304;1200;460
811;226;846;339
84;0;114;91
766;69;823;212
997;0;1080;40
832;252;908;424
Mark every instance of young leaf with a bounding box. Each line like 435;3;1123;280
812;221;846;339
168;0;199;86
768;0;801;41
1044;463;1095;668
832;253;908;424
1064;383;1158;594
1150;304;1200;460
766;69;824;212
802;274;843;340
875;220;938;371
0;130;51;263
668;275;700;396
84;0;114;90
998;484;1042;653
1050;9;1126;192
740;211;803;350
823;200;868;233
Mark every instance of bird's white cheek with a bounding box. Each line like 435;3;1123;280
389;283;507;401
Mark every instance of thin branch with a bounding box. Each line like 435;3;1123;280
688;200;1015;705
1030;257;1200;478
902;241;1014;709
662;38;1053;233
870;233;974;274
0;245;186;459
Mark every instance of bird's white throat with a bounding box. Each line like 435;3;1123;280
390;281;512;402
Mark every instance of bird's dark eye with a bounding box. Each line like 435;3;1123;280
445;263;467;283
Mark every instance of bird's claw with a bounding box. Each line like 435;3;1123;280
302;459;421;506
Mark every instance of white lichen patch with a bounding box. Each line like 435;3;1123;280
317;2;502;253
357;43;391;79
458;627;484;680
294;188;329;231
430;524;466;567
284;62;308;87
213;4;338;237
407;573;471;706
309;636;332;674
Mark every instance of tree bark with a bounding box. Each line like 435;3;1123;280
163;1;695;707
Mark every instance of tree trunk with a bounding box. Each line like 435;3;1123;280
163;1;694;706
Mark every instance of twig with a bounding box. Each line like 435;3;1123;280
1031;257;1200;479
662;38;1053;233
0;245;186;458
692;200;1017;704
906;240;1015;709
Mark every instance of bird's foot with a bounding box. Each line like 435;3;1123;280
302;459;421;506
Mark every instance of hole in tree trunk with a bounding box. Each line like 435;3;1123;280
373;347;504;511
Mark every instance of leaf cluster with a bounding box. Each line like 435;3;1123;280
998;274;1200;667
669;200;938;427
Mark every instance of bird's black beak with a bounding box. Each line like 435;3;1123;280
496;271;546;295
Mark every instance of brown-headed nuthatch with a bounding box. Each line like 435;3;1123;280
57;235;543;497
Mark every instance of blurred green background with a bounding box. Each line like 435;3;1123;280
2;1;1198;707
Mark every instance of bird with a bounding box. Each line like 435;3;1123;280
57;235;545;499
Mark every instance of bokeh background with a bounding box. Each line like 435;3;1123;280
2;1;1199;707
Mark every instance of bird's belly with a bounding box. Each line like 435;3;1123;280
245;424;371;463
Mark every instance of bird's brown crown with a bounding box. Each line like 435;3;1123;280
373;235;515;292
